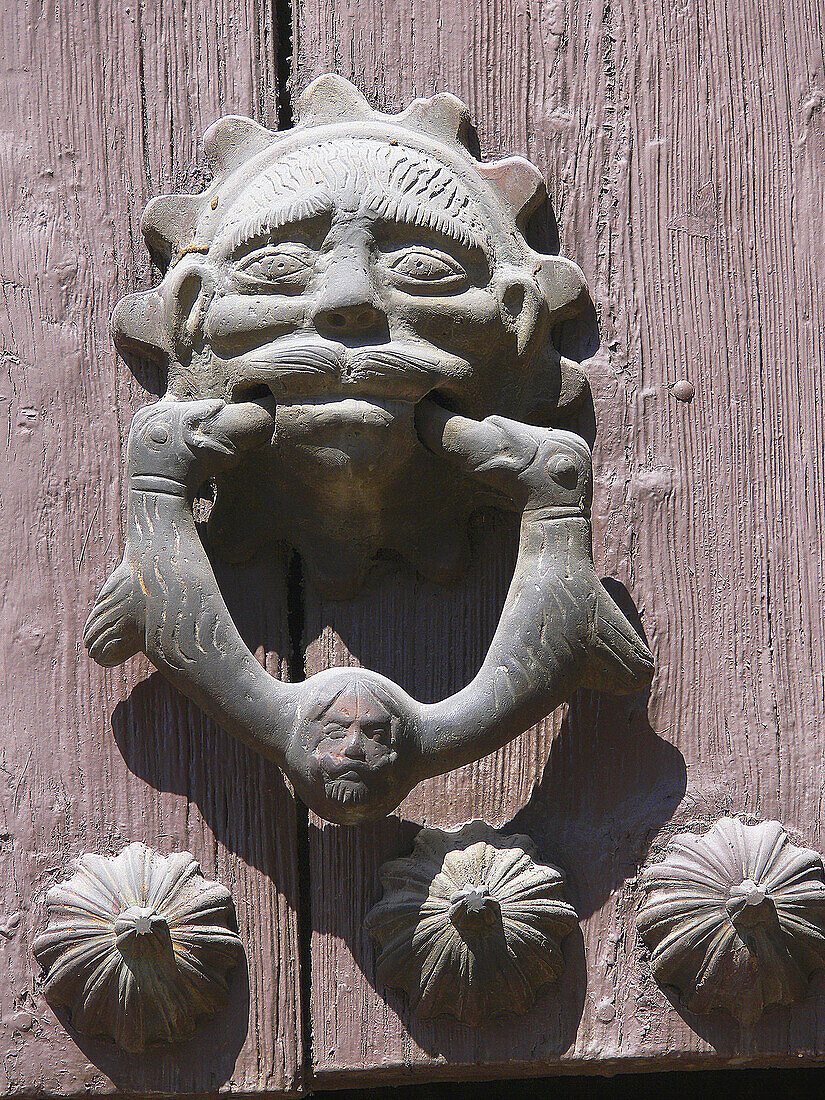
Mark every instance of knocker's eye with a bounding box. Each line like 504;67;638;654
385;247;468;293
233;244;314;293
362;723;390;746
322;723;346;739
142;418;171;448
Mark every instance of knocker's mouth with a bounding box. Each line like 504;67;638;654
275;394;401;433
224;340;471;477
316;760;385;811
329;768;367;782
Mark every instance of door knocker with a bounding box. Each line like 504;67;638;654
85;75;653;824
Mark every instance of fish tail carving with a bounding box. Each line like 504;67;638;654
585;583;654;695
83;557;143;667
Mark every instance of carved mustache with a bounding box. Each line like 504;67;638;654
236;341;447;400
320;759;374;779
317;754;391;778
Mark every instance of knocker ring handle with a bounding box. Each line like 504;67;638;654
84;395;653;824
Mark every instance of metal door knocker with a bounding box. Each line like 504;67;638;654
85;75;653;824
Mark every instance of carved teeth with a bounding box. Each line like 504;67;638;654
285;397;396;428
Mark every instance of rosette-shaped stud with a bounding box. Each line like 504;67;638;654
364;822;577;1024
636;818;825;1024
31;843;244;1052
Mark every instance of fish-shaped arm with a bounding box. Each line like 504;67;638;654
412;402;653;779
84;398;653;824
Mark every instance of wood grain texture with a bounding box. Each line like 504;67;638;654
295;0;825;1081
0;1;302;1093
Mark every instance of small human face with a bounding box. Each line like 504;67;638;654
307;681;399;809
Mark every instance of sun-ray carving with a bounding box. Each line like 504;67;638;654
636;817;825;1024
31;843;244;1052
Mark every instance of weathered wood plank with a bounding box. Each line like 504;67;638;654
0;1;301;1093
296;0;825;1081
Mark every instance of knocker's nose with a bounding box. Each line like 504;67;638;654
341;727;367;760
314;300;383;336
312;256;385;338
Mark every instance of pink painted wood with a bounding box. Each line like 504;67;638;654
296;0;825;1082
0;1;302;1092
4;0;825;1087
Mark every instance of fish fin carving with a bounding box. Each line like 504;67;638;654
83;560;142;667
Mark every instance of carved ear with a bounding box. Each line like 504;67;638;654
296;74;374;126
111;289;169;364
478;157;547;231
202;116;277;175
558;357;590;415
400;93;476;154
161;257;215;364
142;195;202;272
536;255;587;319
495;270;543;356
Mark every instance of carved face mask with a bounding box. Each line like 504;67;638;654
114;77;588;596
288;671;413;824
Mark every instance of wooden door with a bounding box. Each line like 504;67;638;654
295;0;825;1083
0;1;302;1093
2;0;825;1091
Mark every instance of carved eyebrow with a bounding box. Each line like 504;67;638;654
362;189;488;251
212;183;489;257
363;149;489;249
213;188;333;256
210;138;495;259
213;190;488;258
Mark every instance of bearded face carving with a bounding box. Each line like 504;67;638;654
115;76;588;596
86;77;653;825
